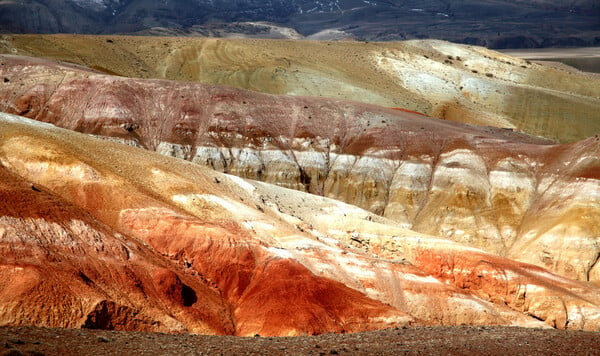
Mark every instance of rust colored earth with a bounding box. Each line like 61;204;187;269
0;40;599;339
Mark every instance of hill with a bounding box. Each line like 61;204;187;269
2;35;600;143
2;54;600;286
1;33;600;337
2;111;600;334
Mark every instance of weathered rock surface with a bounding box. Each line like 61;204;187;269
1;112;600;334
0;155;233;335
1;54;599;284
2;35;600;142
0;114;412;336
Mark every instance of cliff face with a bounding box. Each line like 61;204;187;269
1;54;599;284
2;36;600;143
1;112;600;334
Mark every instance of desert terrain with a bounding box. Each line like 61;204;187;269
2;35;600;142
0;34;599;354
2;325;600;355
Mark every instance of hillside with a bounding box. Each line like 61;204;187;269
1;111;600;335
1;31;600;339
1;54;599;285
2;35;600;143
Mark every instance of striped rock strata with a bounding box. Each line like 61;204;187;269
3;36;600;142
1;55;598;283
1;113;600;333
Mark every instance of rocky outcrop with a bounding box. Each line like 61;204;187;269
1;54;599;284
1;112;600;333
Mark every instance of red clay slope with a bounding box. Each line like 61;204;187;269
0;162;233;334
0;114;414;336
0;54;548;153
1;113;600;333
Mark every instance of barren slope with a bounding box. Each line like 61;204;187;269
2;35;599;142
0;114;411;336
1;54;599;284
0;143;233;335
2;112;600;333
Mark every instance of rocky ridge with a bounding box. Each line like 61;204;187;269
0;54;599;285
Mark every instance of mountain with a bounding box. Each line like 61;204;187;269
1;0;599;48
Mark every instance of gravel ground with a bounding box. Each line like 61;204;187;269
1;326;599;356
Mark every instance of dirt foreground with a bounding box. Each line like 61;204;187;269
1;326;599;356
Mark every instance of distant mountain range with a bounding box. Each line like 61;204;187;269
1;0;599;48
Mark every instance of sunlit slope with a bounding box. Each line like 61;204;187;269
2;54;599;284
2;112;600;332
2;34;599;142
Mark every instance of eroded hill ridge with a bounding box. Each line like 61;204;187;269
1;112;600;335
2;35;600;142
1;54;599;284
0;39;599;336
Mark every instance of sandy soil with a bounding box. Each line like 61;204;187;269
1;326;599;355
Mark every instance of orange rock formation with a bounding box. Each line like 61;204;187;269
0;109;599;334
1;54;598;284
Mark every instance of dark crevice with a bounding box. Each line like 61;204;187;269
181;284;197;307
78;272;94;286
